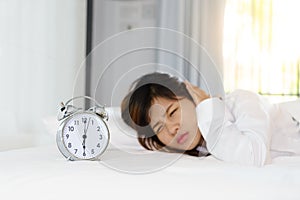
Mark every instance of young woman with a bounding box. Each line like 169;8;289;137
121;72;300;166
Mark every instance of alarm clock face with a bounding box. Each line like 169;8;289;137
61;112;109;160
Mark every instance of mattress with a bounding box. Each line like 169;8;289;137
1;99;300;200
1;144;300;200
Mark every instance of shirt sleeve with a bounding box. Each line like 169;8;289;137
196;91;271;166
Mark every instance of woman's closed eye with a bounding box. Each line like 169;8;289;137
169;107;178;117
156;125;163;133
154;108;178;133
154;123;164;134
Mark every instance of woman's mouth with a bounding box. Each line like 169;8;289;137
177;132;189;144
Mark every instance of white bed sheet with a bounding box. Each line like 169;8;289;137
1;99;300;200
1;144;300;200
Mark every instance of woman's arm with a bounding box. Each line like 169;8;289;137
185;82;271;166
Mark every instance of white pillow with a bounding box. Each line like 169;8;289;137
105;107;144;151
0;134;36;151
0;110;36;151
278;99;300;120
42;99;300;152
105;100;300;151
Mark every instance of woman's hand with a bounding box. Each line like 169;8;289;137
184;81;210;105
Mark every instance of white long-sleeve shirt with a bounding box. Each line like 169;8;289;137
196;90;300;166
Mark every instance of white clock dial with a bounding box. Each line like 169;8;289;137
61;112;109;160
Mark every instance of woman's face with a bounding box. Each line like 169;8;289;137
149;96;202;151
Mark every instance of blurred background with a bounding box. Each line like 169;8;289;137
0;0;299;150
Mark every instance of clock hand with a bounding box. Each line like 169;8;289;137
83;117;91;134
82;133;87;156
83;117;87;134
82;117;87;156
85;117;91;134
82;117;91;157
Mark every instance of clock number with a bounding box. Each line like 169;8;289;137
91;149;95;154
91;120;94;125
99;134;103;140
82;117;87;124
68;142;72;148
97;143;101;148
68;126;74;132
74;149;78;154
66;134;69;139
74;120;79;125
97;126;101;132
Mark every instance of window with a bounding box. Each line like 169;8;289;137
223;0;300;103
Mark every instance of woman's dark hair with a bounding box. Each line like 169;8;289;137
121;72;208;157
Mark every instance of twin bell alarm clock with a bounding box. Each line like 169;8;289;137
56;96;110;161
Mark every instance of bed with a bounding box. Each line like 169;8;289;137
1;100;300;200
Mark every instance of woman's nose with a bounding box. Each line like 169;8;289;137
165;119;180;135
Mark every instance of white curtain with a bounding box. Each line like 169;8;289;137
0;0;86;150
156;0;225;96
